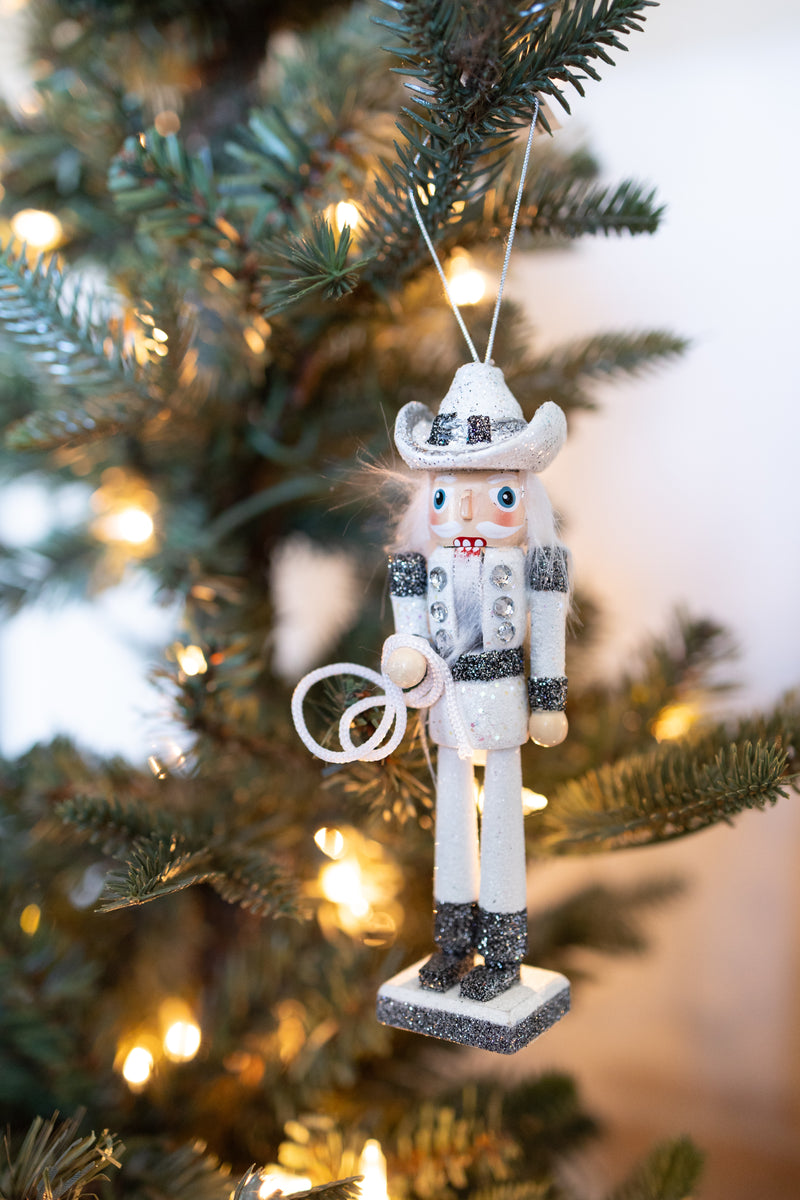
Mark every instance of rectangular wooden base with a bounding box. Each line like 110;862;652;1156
376;959;570;1054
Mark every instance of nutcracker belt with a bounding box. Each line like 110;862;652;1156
450;648;524;683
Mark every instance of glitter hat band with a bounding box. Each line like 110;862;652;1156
394;362;566;472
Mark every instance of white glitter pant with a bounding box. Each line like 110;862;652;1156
433;745;526;915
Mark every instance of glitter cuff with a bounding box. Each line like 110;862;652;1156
451;648;524;682
387;552;427;597
528;676;567;711
433;899;477;954
528;546;569;592
476;908;527;965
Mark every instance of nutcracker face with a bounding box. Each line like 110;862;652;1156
428;470;527;549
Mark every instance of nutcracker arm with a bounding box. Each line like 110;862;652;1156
527;545;570;743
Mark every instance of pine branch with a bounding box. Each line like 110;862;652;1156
55;794;190;858
605;1137;704;1200
0;242;158;450
258;219;370;315
518;176;663;238
233;1168;363;1200
544;728;793;853
510;331;689;413
0;1112;122;1200
123;1141;231;1200
109;131;238;250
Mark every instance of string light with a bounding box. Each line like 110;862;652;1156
175;644;207;676
320;859;369;917
314;827;345;859
522;788;548;814
154;110;181;136
446;249;487;306
19;903;41;935
651;702;698;742
90;469;159;554
163;1019;201;1062
256;1169;312;1199
121;1046;154;1089
334;200;361;232
358;1140;389;1200
10;208;63;251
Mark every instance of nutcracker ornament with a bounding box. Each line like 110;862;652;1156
292;104;571;1052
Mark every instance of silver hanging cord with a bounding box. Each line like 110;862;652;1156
407;182;480;362
406;98;540;365
485;97;539;364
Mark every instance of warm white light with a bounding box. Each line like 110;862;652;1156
11;208;62;251
522;788;548;814
314;826;345;859
358;1139;389;1200
449;267;486;306
652;702;698;743
320;859;364;911
20;903;41;935
257;1170;312;1199
334;200;361;231
176;645;207;676
122;1046;154;1087
163;1019;201;1062
103;507;154;545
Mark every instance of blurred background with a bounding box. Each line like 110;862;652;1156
0;0;798;1196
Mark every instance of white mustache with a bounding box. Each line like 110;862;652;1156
476;521;523;537
429;519;461;536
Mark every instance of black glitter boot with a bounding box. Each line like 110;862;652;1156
418;900;477;992
459;907;527;1001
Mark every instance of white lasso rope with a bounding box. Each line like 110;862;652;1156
291;634;473;764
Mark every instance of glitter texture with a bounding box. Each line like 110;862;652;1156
419;950;476;992
528;676;568;711
428;412;458;446
529;546;569;592
490;563;513;588
430;601;447;623
476;907;527;963
467;414;492;444
429;566;447;591
388;552;427;597
460;963;520;1001
492;596;514;617
377;960;570;1054
433;899;477;951
451;648;524;682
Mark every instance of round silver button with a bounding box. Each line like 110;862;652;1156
430;602;447;623
434;630;451;653
490;564;512;588
496;621;515;643
429;567;447;591
492;596;514;617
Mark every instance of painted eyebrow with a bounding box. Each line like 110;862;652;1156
433;474;457;484
486;474;518;484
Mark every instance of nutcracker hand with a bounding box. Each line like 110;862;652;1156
385;647;428;689
529;710;568;747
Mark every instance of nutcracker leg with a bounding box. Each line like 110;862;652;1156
418;745;479;992
460;746;527;1001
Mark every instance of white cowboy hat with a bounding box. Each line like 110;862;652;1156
394;361;566;472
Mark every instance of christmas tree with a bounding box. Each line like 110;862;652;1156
0;2;794;1199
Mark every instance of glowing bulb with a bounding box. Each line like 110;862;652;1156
449;267;486;306
20;903;41;935
122;1046;154;1088
652;702;698;743
320;859;364;910
154;110;181;136
104;507;154;544
334;200;361;232
176;644;207;676
314;827;345;859
522;788;548;814
163;1019;201;1062
11;209;62;251
358;1140;389;1200
257;1170;312;1199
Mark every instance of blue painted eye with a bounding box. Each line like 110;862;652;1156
433;488;447;511
494;486;518;510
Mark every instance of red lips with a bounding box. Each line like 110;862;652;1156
453;536;486;555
